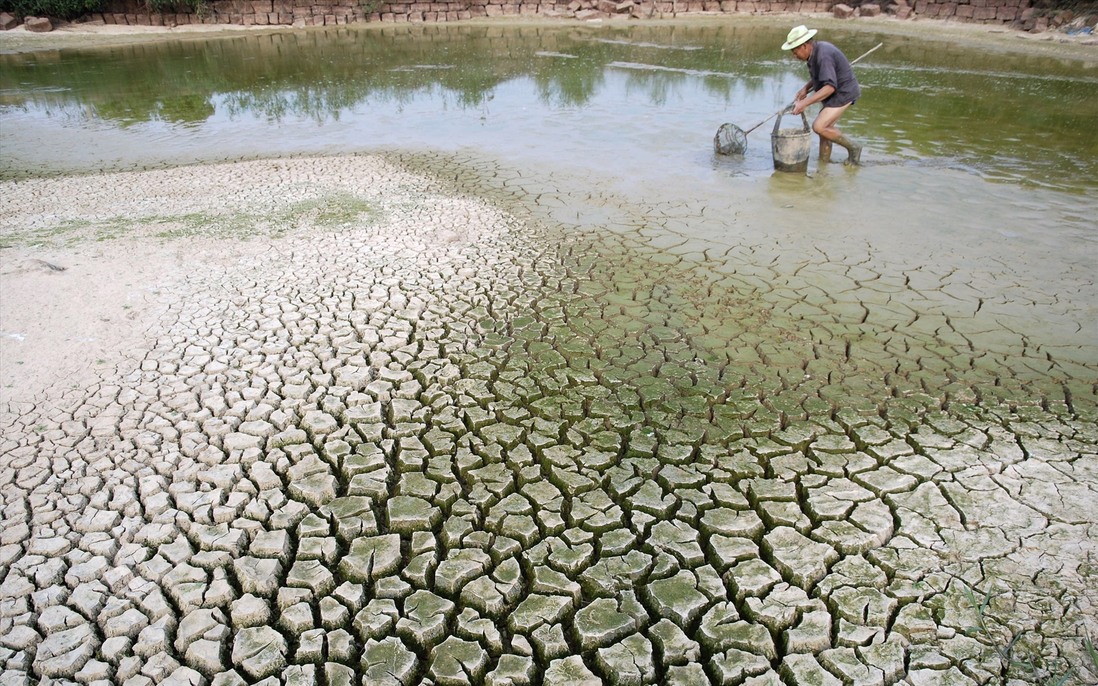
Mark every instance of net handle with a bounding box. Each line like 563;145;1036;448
741;109;783;137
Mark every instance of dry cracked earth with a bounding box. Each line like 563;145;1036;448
1;154;1096;686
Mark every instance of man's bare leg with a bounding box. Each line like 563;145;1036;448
813;103;862;165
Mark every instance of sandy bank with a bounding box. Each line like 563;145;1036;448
1;14;1096;63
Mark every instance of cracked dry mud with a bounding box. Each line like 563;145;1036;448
1;153;1096;686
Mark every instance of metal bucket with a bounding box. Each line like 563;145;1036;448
771;109;812;173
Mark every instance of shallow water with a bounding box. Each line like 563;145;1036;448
2;19;1096;383
2;21;1096;188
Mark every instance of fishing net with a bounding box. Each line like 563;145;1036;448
714;122;747;156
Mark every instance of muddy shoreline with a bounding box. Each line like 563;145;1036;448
2;14;1097;64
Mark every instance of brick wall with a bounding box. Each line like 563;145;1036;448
89;0;1035;28
912;0;1029;23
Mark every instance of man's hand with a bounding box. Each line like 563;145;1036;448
792;99;808;115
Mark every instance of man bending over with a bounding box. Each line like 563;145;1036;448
784;25;863;165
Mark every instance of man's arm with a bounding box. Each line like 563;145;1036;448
792;84;835;115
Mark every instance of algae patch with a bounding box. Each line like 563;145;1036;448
0;191;378;248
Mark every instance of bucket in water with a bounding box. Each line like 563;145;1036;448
771;108;812;173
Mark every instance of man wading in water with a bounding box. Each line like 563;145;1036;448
784;25;863;165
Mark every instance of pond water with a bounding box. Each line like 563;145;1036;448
2;19;1096;387
2;21;1097;191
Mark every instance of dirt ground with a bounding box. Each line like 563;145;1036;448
1;13;1097;62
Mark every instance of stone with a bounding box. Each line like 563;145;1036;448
819;647;883;685
387;495;442;533
744;583;814;633
134;618;173;658
249;530;290;560
289;473;338;508
0;12;18;30
162;666;207;685
39;605;84;634
74;658;112;682
532;566;582;604
24;16;52;32
320;596;350;630
456;608;504;653
283;665;315;686
647;520;705;567
103;608;149;640
783;609;834;654
279;602;315;634
328;629;356;663
2;624;40;651
727;559;782;600
324;662;356;686
142;652;182;680
294;628;324;663
700;508;764;539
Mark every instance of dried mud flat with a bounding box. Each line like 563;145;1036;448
1;57;1097;686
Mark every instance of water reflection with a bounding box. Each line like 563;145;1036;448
1;22;1097;192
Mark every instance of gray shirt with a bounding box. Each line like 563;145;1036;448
808;41;861;108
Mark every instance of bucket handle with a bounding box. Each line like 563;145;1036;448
773;106;810;135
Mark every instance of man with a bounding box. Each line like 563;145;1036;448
783;25;863;165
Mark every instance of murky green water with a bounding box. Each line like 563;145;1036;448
2;19;1096;385
2;21;1096;191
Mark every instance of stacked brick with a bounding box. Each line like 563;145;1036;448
86;0;1038;27
96;0;367;26
908;0;1030;24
